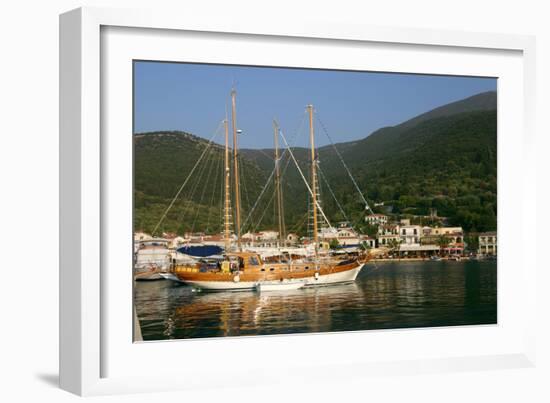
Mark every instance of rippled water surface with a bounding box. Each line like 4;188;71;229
134;261;497;340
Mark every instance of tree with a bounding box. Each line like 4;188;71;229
387;238;402;258
329;238;340;250
436;235;450;255
464;234;479;253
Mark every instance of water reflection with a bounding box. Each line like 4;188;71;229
135;261;497;340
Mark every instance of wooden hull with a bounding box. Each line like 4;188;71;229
168;259;365;290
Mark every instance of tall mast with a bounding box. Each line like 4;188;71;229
273;120;285;246
231;89;242;250
223;118;231;251
308;105;318;255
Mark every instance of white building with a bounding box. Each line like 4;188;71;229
360;235;376;249
241;230;280;247
320;226;360;246
258;230;278;241
429;226;464;244
478;231;497;255
399;225;422;246
365;214;388;226
377;224;401;246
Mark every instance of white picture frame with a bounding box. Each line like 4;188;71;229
60;6;537;396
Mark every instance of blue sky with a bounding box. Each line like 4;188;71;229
134;61;496;149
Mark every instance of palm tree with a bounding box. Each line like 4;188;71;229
387;238;402;259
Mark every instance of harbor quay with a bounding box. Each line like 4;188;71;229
134;215;497;263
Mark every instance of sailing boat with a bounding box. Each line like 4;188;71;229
164;91;369;290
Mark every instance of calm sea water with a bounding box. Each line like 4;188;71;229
134;260;497;340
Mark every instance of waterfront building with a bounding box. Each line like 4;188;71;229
478;231;497;255
320;226;361;246
365;213;388;226
202;234;225;247
376;224;400;246
241;230;280;247
399;224;422;246
360;235;376;249
429;226;464;243
421;226;464;255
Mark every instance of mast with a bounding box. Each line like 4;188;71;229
223;118;231;251
273;120;285;246
308;105;318;255
231;89;242;250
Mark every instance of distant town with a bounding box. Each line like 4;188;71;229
135;209;497;261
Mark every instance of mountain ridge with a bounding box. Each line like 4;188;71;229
134;91;497;234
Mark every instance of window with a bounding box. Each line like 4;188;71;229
402;229;406;235
413;229;417;235
270;268;275;272
248;256;260;266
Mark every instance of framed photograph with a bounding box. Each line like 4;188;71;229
60;6;537;396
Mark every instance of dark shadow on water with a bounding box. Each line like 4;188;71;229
35;373;59;388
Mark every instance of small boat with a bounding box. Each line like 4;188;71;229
255;280;305;292
448;255;461;261
159;272;182;282
134;238;171;280
430;255;442;261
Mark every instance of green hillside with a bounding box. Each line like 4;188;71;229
134;92;497;235
134;131;269;235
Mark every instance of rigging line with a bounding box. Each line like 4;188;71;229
239;111;306;233
177;141;217;230
317;166;362;237
238;153;251;216
255;148;275;161
152;122;224;236
204;152;219;233
315;113;374;215
317;166;351;225
279;167;286;239
279;129;332;229
205;149;223;233
175;135;220;230
191;144;220;233
289;211;308;234
240;164;277;231
251;190;276;235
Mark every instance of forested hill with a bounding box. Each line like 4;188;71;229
134;91;497;235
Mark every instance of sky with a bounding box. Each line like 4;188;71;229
133;61;497;149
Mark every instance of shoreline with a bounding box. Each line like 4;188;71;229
370;257;490;263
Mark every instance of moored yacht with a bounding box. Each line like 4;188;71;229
163;93;369;290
